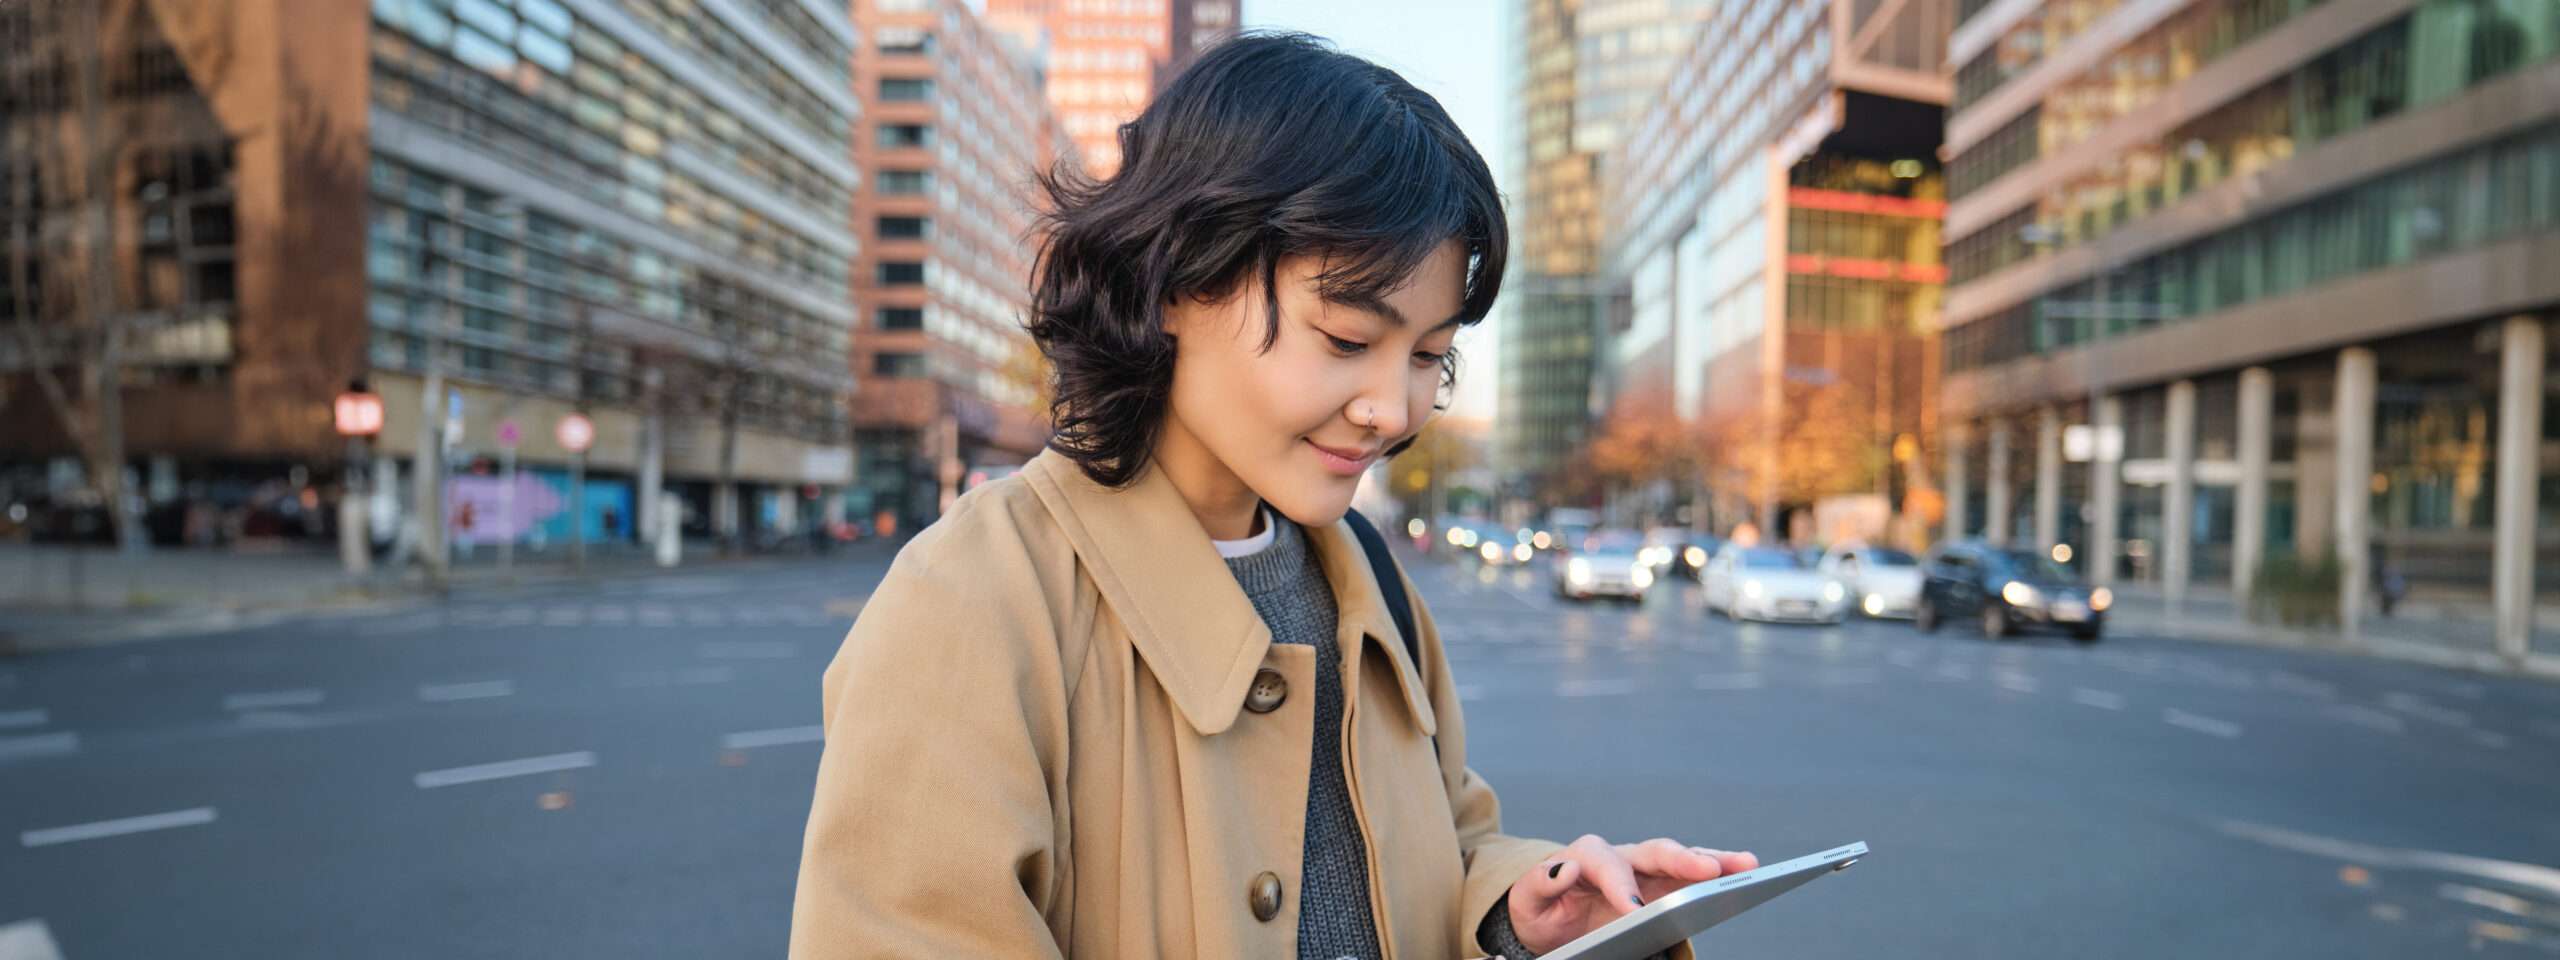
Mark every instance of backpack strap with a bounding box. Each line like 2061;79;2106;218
1342;508;1437;759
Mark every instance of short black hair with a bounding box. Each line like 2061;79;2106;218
1027;31;1507;488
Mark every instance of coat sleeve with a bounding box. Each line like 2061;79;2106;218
788;528;1073;959
1407;570;1696;960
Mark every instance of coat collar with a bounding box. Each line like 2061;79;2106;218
1022;448;1435;739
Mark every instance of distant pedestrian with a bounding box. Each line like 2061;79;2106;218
790;33;1746;960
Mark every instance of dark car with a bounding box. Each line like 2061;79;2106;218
1915;541;2112;642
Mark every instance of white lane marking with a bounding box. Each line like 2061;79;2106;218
0;708;48;729
721;725;825;750
2472;730;2512;751
1816;668;1881;686
2162;708;2243;739
0;732;79;761
413;751;596;789
1930;663;1973;682
21;807;217;848
0;918;65;960
685;608;725;626
2324;704;2408;735
2436;882;2560;925
2267;672;2338;699
697;640;796;660
2382;692;2471;728
1993;672;2040;695
2217;818;2560;900
637;605;678;627
222;688;324;711
541;606;584;626
1558;678;1637;698
1693;672;1765;691
1886;651;1924;669
418;680;515;703
496;607;538;626
2071;688;2126;711
591;605;631;625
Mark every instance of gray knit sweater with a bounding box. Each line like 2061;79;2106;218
1223;510;1539;960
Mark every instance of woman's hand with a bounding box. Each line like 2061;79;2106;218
1505;835;1758;954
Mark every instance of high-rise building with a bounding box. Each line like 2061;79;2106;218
1935;0;2560;658
1500;0;1712;497
1;0;862;551
850;0;1075;531
983;0;1238;179
1597;0;1953;536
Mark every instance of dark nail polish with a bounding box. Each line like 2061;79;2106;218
1548;863;1563;879
1630;895;1645;907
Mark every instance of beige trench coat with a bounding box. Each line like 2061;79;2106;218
790;448;1693;959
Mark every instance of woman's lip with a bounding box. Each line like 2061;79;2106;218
1305;439;1377;473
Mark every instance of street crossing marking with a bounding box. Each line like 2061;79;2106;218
0;709;48;730
20;807;216;848
0;918;65;960
1993;672;2040;695
720;725;825;750
2324;704;2408;735
2162;708;2243;739
414;751;596;789
221;689;324;711
2381;692;2471;728
0;732;78;761
418;680;516;702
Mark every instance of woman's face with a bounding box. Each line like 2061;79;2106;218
1159;240;1465;528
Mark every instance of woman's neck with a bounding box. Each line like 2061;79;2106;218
1152;416;1264;540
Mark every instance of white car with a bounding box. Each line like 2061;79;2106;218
1819;544;1925;619
1702;545;1850;624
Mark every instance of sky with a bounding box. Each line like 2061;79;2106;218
1241;0;1513;423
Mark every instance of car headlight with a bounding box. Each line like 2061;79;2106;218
1862;594;1884;615
2089;586;2113;611
1631;564;1654;589
1406;518;1426;538
1532;531;1552;550
1742;580;1765;598
1823;581;1846;603
2001;581;2041;607
1568;558;1592;584
1683;546;1706;568
1446;528;1464;546
1513;543;1533;563
1480;541;1501;562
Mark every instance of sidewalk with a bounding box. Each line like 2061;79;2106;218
2103;580;2560;680
0;537;890;655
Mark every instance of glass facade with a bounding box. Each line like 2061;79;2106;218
1945;121;2560;371
1950;0;2560;285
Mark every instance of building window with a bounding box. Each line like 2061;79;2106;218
877;306;925;330
880;77;932;102
878;169;931;195
874;351;928;376
878;261;925;285
876;123;932;149
877;215;929;239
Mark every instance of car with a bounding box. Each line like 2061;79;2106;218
1700;544;1850;623
1915;541;2112;642
1558;530;1652;602
1463;524;1533;566
1638;527;1717;580
1818;544;1925;619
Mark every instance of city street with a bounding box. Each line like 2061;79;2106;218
3;542;2558;958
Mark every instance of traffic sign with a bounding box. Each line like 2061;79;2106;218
556;413;595;453
497;419;521;449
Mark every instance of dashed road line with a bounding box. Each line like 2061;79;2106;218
0;918;64;960
2163;708;2243;739
0;732;78;761
2071;688;2126;711
1558;678;1637;698
1693;672;1765;691
21;807;216;848
414;751;596;789
0;708;49;729
698;640;796;660
2382;692;2471;729
418;679;515;703
221;688;324;711
721;725;825;750
2324;704;2408;735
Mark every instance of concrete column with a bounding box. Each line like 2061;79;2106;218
2164;380;2197;614
1986;421;2013;544
636;407;664;538
2090;395;2123;586
2035;406;2063;550
1943;422;1970;543
2335;347;2377;641
2233;367;2273;604
2493;316;2545;665
415;372;447;585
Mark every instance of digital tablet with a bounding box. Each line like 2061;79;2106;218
1537;842;1868;960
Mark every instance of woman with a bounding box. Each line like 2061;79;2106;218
790;32;1755;960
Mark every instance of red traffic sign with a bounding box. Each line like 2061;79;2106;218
555;413;595;453
496;420;521;448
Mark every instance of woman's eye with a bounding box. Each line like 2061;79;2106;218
1325;334;1367;356
1412;349;1448;368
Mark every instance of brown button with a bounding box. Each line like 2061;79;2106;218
1244;668;1287;714
1248;871;1284;922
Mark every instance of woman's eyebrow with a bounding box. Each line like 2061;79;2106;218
1324;291;1461;332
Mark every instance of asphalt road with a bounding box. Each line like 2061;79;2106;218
3;541;2556;958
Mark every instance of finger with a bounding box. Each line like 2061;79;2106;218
1567;836;1647;913
1624;838;1723;883
1709;849;1760;875
1520;856;1581;906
